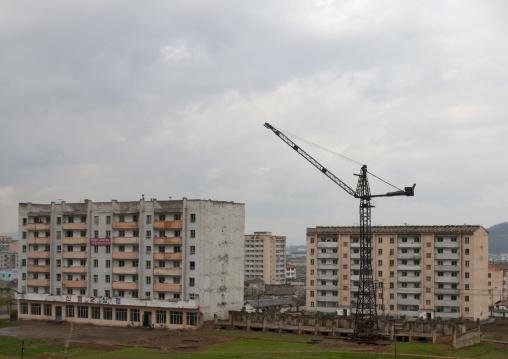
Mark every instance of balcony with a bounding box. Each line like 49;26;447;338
397;287;422;294
112;252;139;260
153;252;182;261
317;285;338;291
397;253;421;260
397;298;421;306
62;251;87;259
434;253;459;260
397;276;422;283
62;280;87;288
27;251;51;259
112;221;139;229
434;265;459;272
113;237;139;245
397;265;422;271
27;223;51;231
317;306;338;313
435;312;460;319
27;279;50;287
154;267;181;276
112;282;138;290
154;220;182;230
317;295;338;302
317;264;338;270
317;274;338;281
153;237;182;245
351;275;359;281
62;223;87;230
317;242;338;248
317;253;337;259
27;265;50;273
350;253;360;259
153;283;181;292
63;237;88;245
434;288;460;295
398;242;421;249
434;276;459;283
434;299;460;307
434;241;459;249
62;266;87;274
27;237;51;245
112;267;139;275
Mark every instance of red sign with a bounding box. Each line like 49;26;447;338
90;238;111;246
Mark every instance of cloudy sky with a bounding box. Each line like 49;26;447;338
1;1;508;244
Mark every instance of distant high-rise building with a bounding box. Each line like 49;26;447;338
306;225;489;320
0;236;18;271
17;198;245;329
245;232;286;285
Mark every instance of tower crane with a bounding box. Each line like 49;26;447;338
264;123;415;341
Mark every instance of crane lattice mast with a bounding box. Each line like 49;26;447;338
264;123;415;341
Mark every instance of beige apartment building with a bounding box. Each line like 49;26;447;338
245;232;286;285
306;225;489;320
0;236;18;270
16;198;245;329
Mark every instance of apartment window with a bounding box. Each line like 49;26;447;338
190;261;195;270
190;213;196;223
310;238;314;244
310;291;315;297
465;249;470;255
465;261;470;267
106;245;111;253
105;275;110;283
310;259;314;265
465;296;470;302
378;249;382;255
389;293;394;299
94;245;99;253
378;271;383;277
190;245;196;255
390;271;394;278
378;238;383;244
465;237;470;244
190;230;196;238
310;248;314;255
66;305;75;318
189;277;195;287
43;304;52;316
93;259;98;268
93;275;98;283
106;231;111;239
426;253;431;258
57;217;62;225
465;272;470;279
390;260;394;266
146;261;151;269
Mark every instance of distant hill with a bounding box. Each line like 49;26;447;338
488;223;508;254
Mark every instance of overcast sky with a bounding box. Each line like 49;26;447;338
1;1;508;245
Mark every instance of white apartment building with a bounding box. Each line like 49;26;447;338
245;232;286;285
306;225;489;320
16;198;245;329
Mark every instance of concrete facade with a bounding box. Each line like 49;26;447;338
16;198;245;329
245;232;286;285
0;236;18;270
306;225;489;320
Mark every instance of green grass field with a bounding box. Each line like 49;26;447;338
1;326;508;359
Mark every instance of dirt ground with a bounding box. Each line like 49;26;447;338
0;318;506;353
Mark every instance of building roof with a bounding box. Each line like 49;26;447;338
307;225;485;236
245;298;295;308
286;264;296;269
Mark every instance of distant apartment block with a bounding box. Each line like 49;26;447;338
0;236;18;270
245;232;286;285
286;264;296;281
306;225;489;320
16;198;245;329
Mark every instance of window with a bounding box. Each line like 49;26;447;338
190;261;195;270
43;304;52;316
106;231;111;239
105;275;110;283
106;216;111;224
310;237;314;244
310;290;315;297
78;306;88;318
378;271;383;277
465;272;470;279
128;309;139;323
31;303;41;315
189;278;195;287
378;260;383;266
390;260;394;266
146;215;152;224
116;308;127;321
91;307;100;320
146;246;151;253
465;296;470;302
465;284;470;291
155;310;166;324
187;312;198;326
465;261;470;267
170;311;183;324
93;259;98;267
378;238;383;243
93;275;98;283
310;259;314;265
106;260;111;268
190;230;196;238
103;307;112;320
390;271;394;278
378;249;382;255
465;249;470;255
66;305;75;318
146;276;152;284
465;237;470;244
190;213;196;223
146;261;151;269
190;245;195;255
